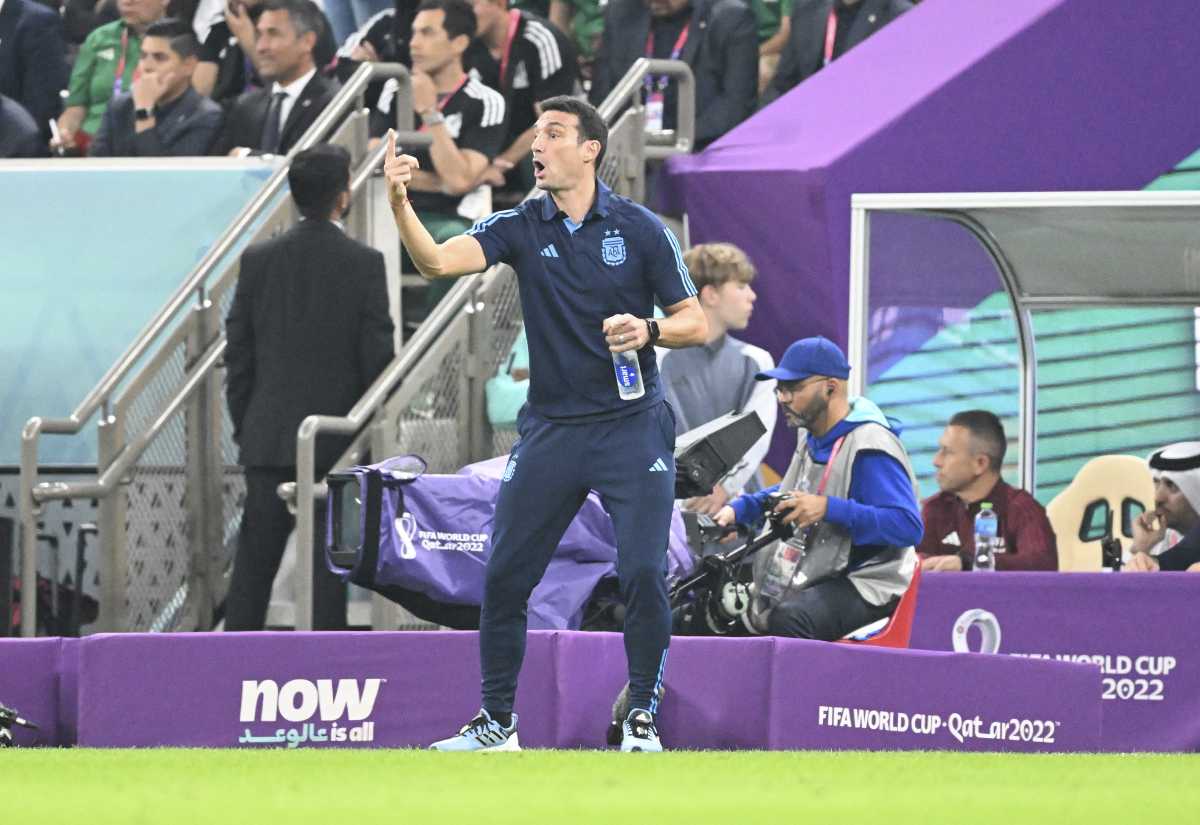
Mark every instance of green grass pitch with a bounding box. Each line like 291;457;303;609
4;750;1197;824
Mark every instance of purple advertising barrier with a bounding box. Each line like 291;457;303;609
767;638;1100;752
71;630;1100;751
75;631;560;749
910;573;1200;752
0;638;75;746
554;633;777;749
554;633;1099;752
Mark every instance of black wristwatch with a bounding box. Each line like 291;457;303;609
134;107;154;121
644;317;661;344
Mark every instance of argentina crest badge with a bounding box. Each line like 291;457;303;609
602;229;626;266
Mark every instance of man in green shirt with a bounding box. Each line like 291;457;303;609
52;0;167;154
753;0;791;94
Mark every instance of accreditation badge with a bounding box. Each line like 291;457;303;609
645;91;665;132
759;537;807;603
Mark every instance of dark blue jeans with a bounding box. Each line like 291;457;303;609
675;574;896;641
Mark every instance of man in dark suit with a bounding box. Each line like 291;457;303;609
0;0;69;145
588;0;757;150
212;0;339;155
760;0;912;106
91;18;224;156
224;143;395;630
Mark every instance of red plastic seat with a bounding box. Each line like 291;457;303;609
836;562;922;649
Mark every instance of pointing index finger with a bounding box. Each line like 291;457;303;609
386;129;395;161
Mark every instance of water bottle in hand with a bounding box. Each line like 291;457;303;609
974;503;998;572
613;351;644;400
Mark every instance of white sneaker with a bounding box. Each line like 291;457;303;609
429;709;521;752
619;709;662;752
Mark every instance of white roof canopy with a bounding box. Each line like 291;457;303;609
848;190;1200;491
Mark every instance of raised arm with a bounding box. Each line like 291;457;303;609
384;129;490;279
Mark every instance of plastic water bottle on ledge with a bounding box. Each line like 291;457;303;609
973;502;998;572
613;351;644;400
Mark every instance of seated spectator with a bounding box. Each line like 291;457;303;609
53;0;169;155
708;336;923;639
1125;442;1200;573
918;410;1058;571
751;0;790;94
0;93;42;157
660;242;776;515
335;0;497;136
91;18;224;155
385;0;505;328
548;0;603;81
588;0;757;150
212;0;340;155
194;0;338;107
761;0;911;105
0;0;69;146
471;0;578;198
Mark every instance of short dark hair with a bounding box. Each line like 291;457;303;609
949;409;1007;472
289;144;350;220
261;0;326;39
145;17;200;60
416;0;476;42
538;95;607;166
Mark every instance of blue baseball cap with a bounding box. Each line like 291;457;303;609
755;336;851;382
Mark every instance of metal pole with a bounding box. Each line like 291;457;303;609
18;420;41;636
185;298;221;631
465;295;490;464
846;205;871;398
293;421;318;631
96;399;128;632
0;517;12;636
928;210;1036;494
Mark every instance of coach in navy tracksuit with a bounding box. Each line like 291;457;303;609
384;94;707;752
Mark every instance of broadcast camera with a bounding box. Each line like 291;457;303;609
670;492;796;635
0;703;38;747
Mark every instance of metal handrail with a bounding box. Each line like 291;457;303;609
31;339;226;504
596;58;695;158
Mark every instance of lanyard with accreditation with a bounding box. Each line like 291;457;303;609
417;74;469;131
498;8;522;86
642;22;689;132
823;7;840;66
758;436;846;605
112;26;141;97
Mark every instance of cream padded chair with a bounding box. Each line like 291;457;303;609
1046;455;1154;572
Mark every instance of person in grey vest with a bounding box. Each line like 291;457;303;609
709;335;922;639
